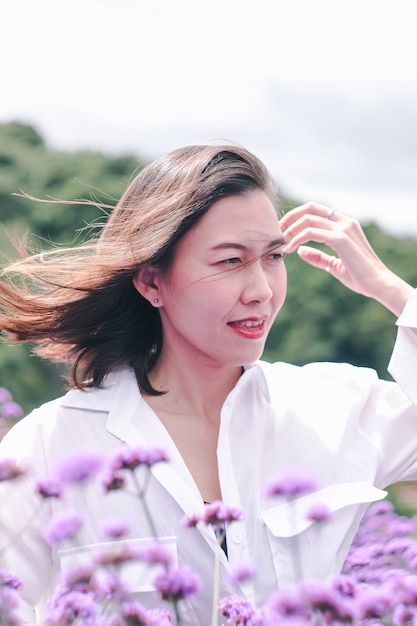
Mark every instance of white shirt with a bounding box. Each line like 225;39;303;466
1;290;417;625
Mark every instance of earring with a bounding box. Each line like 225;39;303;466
153;298;159;304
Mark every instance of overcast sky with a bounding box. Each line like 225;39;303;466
1;0;417;239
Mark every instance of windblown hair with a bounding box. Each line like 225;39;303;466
0;144;277;394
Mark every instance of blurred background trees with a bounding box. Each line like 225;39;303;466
1;120;417;415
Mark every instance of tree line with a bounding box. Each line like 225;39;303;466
1;121;416;414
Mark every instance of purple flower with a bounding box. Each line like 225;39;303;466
0;569;23;590
146;607;175;625
0;585;20;621
301;579;356;622
219;594;262;625
330;574;357;598
0;387;12;403
55;451;104;484
305;502;332;522
35;478;63;499
43;510;85;545
102;468;127;492
0;458;25;482
227;564;257;586
182;501;242;529
63;564;94;589
136;541;173;567
356;586;392;620
153;566;201;602
111;445;169;471
99;518;131;540
120;600;149;625
267;587;310;619
0;401;24;420
265;468;317;498
94;572;130;603
181;512;201;528
392;604;417;626
203;501;243;526
44;587;98;624
95;544;143;568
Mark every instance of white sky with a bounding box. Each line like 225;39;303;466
1;0;417;238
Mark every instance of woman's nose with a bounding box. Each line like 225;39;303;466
240;264;273;304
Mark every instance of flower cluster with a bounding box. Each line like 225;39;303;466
264;468;317;498
3;449;417;626
0;387;23;442
182;501;243;530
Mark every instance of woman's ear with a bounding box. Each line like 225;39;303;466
132;266;162;306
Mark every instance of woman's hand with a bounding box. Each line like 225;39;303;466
280;202;414;317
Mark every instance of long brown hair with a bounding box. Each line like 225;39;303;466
0;144;277;394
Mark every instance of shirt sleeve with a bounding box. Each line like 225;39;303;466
388;288;417;404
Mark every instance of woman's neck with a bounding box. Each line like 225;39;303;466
146;351;243;421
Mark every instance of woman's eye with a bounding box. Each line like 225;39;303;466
221;257;241;265
266;252;283;261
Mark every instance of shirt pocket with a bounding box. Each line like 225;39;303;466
260;481;386;537
57;535;178;593
259;481;387;584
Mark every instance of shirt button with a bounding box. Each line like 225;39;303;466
231;532;242;544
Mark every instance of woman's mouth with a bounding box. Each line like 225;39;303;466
228;319;265;338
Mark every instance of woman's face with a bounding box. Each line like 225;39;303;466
142;189;287;369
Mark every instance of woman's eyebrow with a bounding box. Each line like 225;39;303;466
209;237;286;252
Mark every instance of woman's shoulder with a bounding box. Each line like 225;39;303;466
0;367;137;456
255;358;380;391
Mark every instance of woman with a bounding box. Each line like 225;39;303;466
0;144;416;625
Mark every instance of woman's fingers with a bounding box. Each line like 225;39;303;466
280;202;414;316
296;245;340;275
280;203;386;294
280;203;346;255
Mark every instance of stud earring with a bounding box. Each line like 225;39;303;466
153;298;159;304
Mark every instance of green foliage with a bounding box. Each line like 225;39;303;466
0;121;144;411
0;120;416;415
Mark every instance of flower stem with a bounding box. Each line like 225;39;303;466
131;470;158;538
211;533;223;626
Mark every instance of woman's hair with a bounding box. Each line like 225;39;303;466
0;144;278;394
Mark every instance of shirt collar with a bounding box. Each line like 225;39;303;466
242;360;271;403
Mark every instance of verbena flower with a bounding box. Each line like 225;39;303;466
265;469;317;498
120;600;149;625
267;587;310;620
0;388;12;404
0;585;22;626
219;594;263;625
305;502;332;522
146;607;175;625
300;579;356;622
0;401;24;421
55;451;104;484
111;446;169;472
44;587;99;625
0;569;23;590
0;458;25;482
136;541;173;568
35;478;63;499
392;603;417;626
355;585;392;620
227;564;257;586
99;518;131;539
43;509;85;545
94;544;143;568
153;566;201;602
182;501;242;529
102;468;127;492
